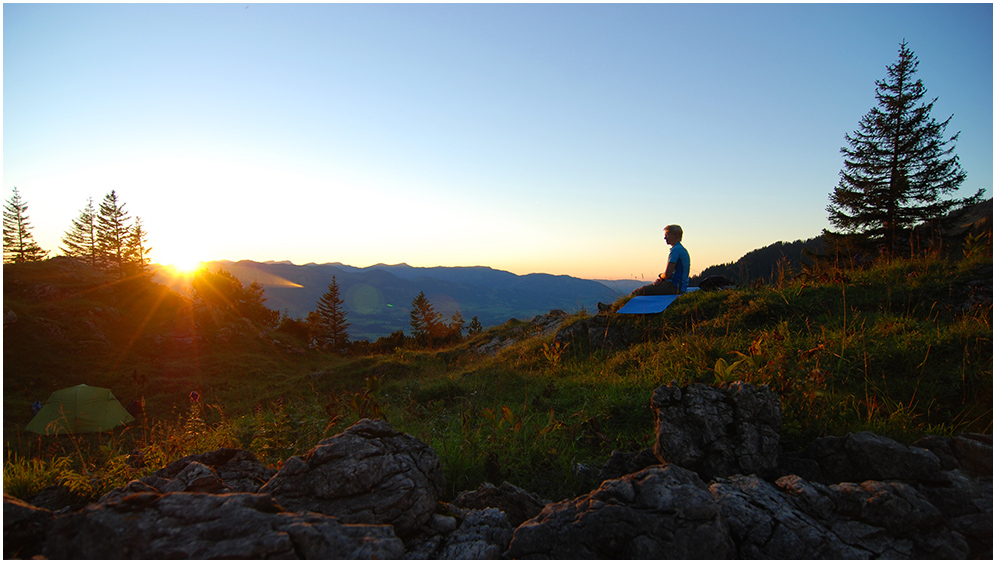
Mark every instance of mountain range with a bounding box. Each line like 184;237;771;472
154;262;640;342
151;199;992;342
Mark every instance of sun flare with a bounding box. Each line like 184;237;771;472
167;259;205;276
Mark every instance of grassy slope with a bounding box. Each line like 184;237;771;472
3;251;992;502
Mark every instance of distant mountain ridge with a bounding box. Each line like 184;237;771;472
155;261;631;342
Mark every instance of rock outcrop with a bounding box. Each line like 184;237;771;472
712;473;970;559
258;417;445;538
652;380;783;480
506;464;735;558
473;310;570;355
554;313;641;353
450;481;550;527
43;492;404;559
3;493;53;559
7;385;992;560
99;448;276;504
404;506;514;559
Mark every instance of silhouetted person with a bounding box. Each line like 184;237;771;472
631;224;691;296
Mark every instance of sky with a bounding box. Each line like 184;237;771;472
4;3;992;281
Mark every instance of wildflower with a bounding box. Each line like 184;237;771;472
189;391;200;403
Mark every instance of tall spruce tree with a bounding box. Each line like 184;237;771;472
826;41;983;255
3;187;48;263
126;216;152;277
313;276;350;353
61;197;101;267
96;190;131;277
409;291;442;347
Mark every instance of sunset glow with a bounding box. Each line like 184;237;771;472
166;260;204;277
3;4;991;280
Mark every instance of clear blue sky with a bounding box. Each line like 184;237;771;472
4;3;992;280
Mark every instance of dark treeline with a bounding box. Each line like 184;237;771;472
692;237;825;286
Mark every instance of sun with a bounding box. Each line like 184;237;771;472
167;258;205;276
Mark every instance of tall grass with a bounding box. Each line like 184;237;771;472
4;252;991;504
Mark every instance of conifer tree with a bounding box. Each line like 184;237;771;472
3;187;49;263
468;316;483;336
61;197;101;267
190;268;280;329
449;310;465;340
314;276;350;353
96;190;132;277
125;216;152;277
826;41;983;255
409;291;442;346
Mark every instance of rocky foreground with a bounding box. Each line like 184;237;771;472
4;381;992;559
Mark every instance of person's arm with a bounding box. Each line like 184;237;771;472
660;262;677;280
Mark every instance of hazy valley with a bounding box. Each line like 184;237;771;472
154;261;644;341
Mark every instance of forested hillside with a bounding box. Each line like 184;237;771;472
694;198;992;286
153;261;625;341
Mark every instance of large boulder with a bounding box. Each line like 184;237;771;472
4;493;53;559
651;381;782;480
712;473;970;559
43;492;404;559
258;418;445;537
913;433;992;476
505;464;734;559
790;431;946;485
710;475;867;559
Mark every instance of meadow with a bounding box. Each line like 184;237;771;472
3;247;992;505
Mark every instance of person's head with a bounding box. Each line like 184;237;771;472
664;224;683;245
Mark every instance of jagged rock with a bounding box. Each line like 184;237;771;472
827;480;962;556
162;461;228;493
99;447;276;503
913;432;992;476
259;418;445;538
786;475;969;558
32;283;61;299
793;431;946;485
473;311;569;355
154;447;276;492
43;492;404;559
4;493;53;559
596;448;661;483
529;310;570;337
554;314;641;353
436;507;513;559
450;481;550;527
407;507;514;559
710;475;868;559
713;472;972;559
505;465;734;559
651;381;782;480
26;485;90;512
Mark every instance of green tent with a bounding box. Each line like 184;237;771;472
26;384;135;435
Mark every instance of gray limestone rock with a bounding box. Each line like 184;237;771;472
43;492;404;559
505;464;734;559
651;381;782;480
259;418;445;538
